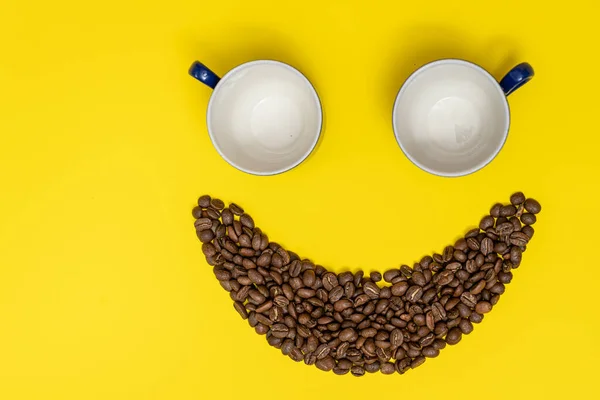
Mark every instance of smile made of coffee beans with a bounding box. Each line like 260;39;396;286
192;193;541;376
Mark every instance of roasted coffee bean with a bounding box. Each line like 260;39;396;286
363;281;380;299
201;243;217;257
479;215;495;230
496;221;514;236
370;271;382;282
494;242;508;254
510;246;522;266
197;229;215;243
197;195;211;208
353;271;364;287
470;280;486;295
339;328;358;342
322;273;339;290
405;286;423;302
521;225;534;239
289;347;304;362
194;217;213;232
251;233;262;251
233;301;248;319
475;301;492;314
453;249;467;263
297;288;316;299
363;361;380;373
314;343;331;360
398;265;412;278
302;269;316;288
288;261;301;278
521;213;537;225
383;269;400;283
458;318;474;334
480;237;493;256
389;328;404;348
466;237;480;251
488;203;501;218
524;198;541;214
208;198;224;210
377;362;394;375
376;347;392;362
422;346;440;358
446;327;462;345
391;281;409;296
431;302;446;321
255;300;273;314
206;207;221;220
248;269;264;285
442;246;454;262
343;281;355;299
435;270;454;286
326;285;343;303
192;206;204;219
444;297;460;311
239;213;255;229
412;271;426;286
509;192;525;205
351;365;365;377
225;202;243;216
411;356;426;369
334;299;353;312
499;204;517;217
460;292;477;308
510;231;530;247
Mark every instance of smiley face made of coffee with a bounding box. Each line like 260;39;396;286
192;193;541;376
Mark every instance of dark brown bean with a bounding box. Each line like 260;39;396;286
480;237;493;255
460;292;477;308
302;269;316;287
197;229;215;243
510;192;526;205
436;270;454;286
411;356;426;369
339;328;358;342
466;237;480;250
521;213;537;225
412;271;426;286
475;301;492;314
500;205;517;217
370;271;382;282
240;213;254;229
334;299;353;312
524;198;542;214
405;286;423;302
363;281;380;299
446;328;462;345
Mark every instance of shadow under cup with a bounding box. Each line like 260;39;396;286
206;61;322;175
393;60;511;177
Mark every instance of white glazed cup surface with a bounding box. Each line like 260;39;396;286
207;60;322;175
392;59;510;177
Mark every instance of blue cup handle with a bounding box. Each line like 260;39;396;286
499;62;534;96
189;61;221;89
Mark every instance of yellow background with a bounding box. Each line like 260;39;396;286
1;0;599;399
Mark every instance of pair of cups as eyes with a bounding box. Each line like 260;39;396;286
189;59;534;177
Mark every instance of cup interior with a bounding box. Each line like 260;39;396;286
393;60;509;176
207;61;322;175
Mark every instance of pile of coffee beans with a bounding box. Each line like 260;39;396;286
192;193;541;376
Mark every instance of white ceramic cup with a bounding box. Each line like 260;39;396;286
392;59;534;177
189;60;322;175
